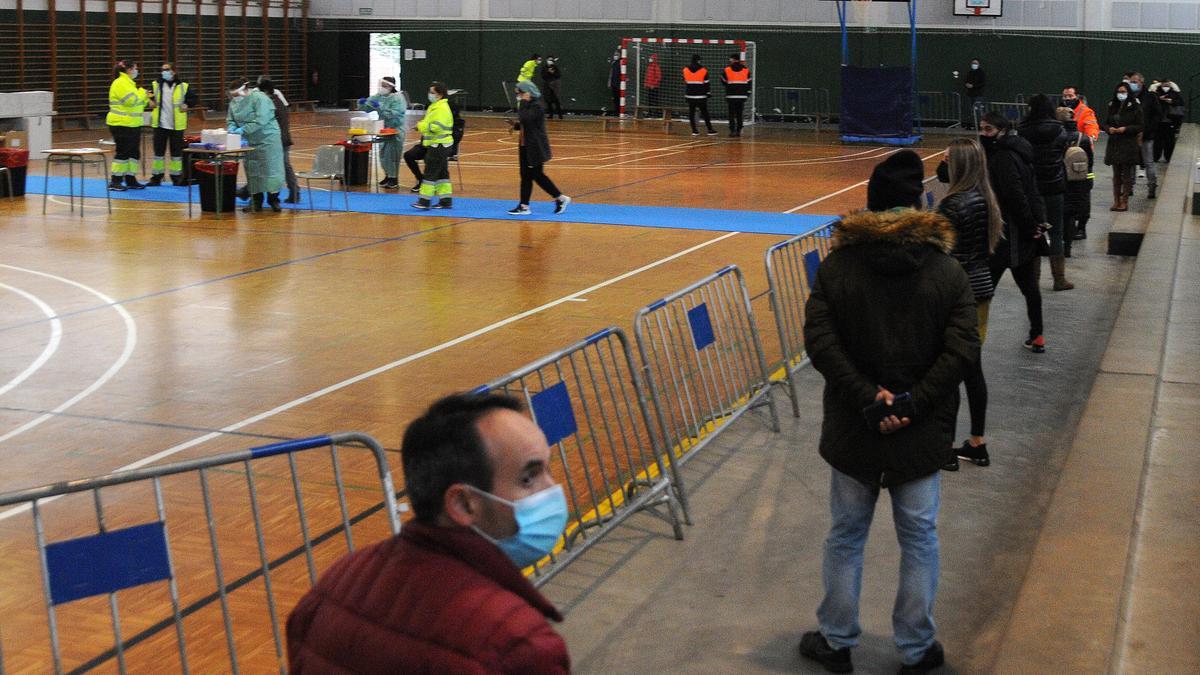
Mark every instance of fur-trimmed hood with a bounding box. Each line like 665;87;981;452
832;208;957;277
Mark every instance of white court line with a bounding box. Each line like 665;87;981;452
0;265;138;448
783;149;948;213
0;283;63;399
0;231;738;520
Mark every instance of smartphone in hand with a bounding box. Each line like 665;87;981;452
862;392;915;430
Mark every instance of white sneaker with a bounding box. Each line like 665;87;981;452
507;204;531;215
554;195;571;215
1137;168;1146;179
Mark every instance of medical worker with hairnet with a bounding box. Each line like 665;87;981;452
358;76;406;189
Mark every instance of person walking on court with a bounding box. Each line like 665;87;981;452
683;54;717;136
608;50;622;116
107;59;149;191
505;81;571;216
1018;94;1072;291
936;138;1002;471
799;150;979;674
722;53;751;137
412;82;455;210
541;57;565;120
963;58;985;127
358;76;406;189
226;77;285;212
148;62;197;186
1057;106;1095;248
1104;81;1143;212
257;76;300;203
979;111;1049;353
287;392;572;673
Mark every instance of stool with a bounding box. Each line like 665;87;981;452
42;148;112;216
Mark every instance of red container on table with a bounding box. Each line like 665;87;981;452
0;148;29;197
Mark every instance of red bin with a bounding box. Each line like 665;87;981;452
194;161;239;212
0;148;29;197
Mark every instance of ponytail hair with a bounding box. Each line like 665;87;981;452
113;59;136;79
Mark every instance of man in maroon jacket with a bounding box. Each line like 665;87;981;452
287;392;572;673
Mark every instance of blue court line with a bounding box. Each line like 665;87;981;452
29;175;836;236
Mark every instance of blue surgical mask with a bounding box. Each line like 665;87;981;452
970;63;979;70
129;68;139;79
162;71;174;81
428;93;438;103
1130;82;1141;94
469;484;569;569
1117;93;1128;102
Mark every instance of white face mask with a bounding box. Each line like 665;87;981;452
970;63;979;70
427;92;438;103
129;68;139;79
1116;93;1128;102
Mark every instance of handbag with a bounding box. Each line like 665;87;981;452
1033;223;1052;256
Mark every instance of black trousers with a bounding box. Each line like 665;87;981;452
519;146;561;204
544;87;564;119
1153;119;1181;161
687;99;714;133
152;128;184;175
109;125;141;164
990;256;1043;339
610;87;621;116
727;98;746;134
404;142;427;183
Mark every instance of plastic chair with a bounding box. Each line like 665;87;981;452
297;144;349;212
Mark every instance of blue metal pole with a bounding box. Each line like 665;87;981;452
839;0;849;66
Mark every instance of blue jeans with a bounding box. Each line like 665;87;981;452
818;469;941;665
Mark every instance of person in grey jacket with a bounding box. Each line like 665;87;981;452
505;81;571;216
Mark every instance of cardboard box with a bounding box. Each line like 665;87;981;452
1;131;29;148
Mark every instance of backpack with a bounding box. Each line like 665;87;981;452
1064;133;1089;181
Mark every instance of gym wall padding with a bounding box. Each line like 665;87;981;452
307;19;1200;120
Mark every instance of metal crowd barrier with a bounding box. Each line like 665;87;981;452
989;101;1030;123
917;91;963;127
473;327;685;588
1015;93;1062;107
768;87;832;130
764;222;837;417
634;265;781;471
0;433;400;675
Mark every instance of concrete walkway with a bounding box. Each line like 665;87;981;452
543;127;1199;673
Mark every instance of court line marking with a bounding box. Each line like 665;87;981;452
0;230;738;522
783;149;948;213
0;283;63;399
0;265;138;447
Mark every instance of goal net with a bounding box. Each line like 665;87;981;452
620;38;756;126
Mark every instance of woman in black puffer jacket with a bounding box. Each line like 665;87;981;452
937;138;1003;470
1018;94;1072;290
1105;81;1143;212
980;111;1048;353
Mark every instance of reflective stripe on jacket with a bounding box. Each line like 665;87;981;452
683;66;709;99
107;72;148;128
417;98;454;146
722;65;751;99
152;81;190;130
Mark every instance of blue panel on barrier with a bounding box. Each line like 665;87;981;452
804;249;822;285
531;382;577;447
46;522;172;605
688;303;716;351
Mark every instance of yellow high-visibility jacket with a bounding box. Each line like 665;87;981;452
107;72;149;128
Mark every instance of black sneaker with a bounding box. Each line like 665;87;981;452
554;195;571;215
898;640;944;674
799;631;853;673
432;199;452;209
957;440;990;467
411;199;431;210
507;204;531;216
409;184;421;193
378;176;391;186
124;176;146;190
109;181;127;192
942;456;960;472
147;174;164;187
707;129;719;136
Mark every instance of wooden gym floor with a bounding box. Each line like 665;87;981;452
0;112;951;671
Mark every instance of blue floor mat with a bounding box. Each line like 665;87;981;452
29;176;836;236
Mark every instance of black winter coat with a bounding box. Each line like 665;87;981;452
514;99;553;167
803;209;980;489
1137;89;1161;140
964;68;985;97
938;189;994;301
269;94;293;148
984;133;1045;268
1104;101;1143;166
1017;117;1068;196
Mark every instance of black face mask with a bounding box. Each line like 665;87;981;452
979;135;998;151
1061;97;1077;107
